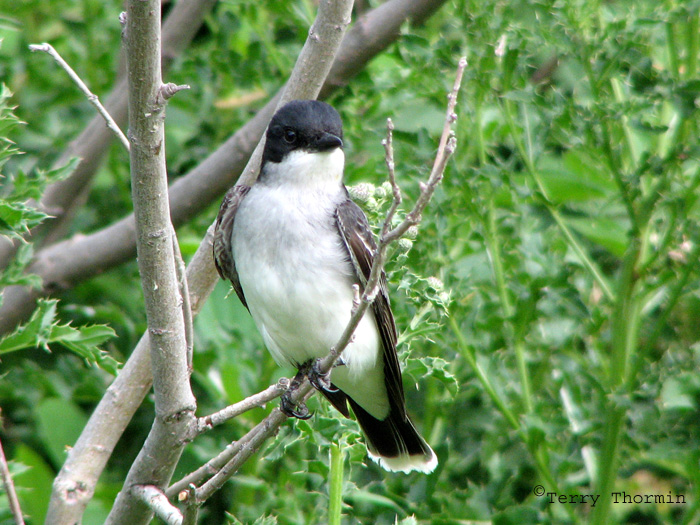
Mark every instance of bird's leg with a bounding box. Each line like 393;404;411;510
308;358;342;395
280;363;312;420
280;358;347;418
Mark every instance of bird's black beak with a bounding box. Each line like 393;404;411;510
315;132;343;151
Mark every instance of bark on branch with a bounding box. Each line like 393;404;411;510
103;1;197;523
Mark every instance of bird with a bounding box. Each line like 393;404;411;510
213;99;437;474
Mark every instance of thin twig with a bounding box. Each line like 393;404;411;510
301;55;466;421
187;380;287;440
131;485;183;525
167;443;239;498
193;408;293;503
28;43;130;152
172;230;193;369
167;416;276;498
386;56;466;243
0;434;25;525
381;118;401;238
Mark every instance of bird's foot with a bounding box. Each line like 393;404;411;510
280;392;312;420
280;366;312;420
308;358;339;395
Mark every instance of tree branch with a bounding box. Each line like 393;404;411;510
172;228;194;368
0;0;449;337
187;380;288;441
104;1;196;523
192;409;291;503
131;485;183;525
318;0;445;98
45;227;218;525
167;415;276;499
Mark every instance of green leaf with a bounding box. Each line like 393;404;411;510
403;356;459;395
12;444;54;524
0;298;57;353
0;298;119;374
35;397;88;468
0;201;47;237
0;242;41;289
537;152;614;204
660;376;697;411
0;157;79;239
50;324;119;374
492;504;541;525
564;216;629;257
391;101;445;134
263;424;305;462
11;157;80;202
346;489;406;514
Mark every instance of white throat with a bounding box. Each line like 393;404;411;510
262;148;345;190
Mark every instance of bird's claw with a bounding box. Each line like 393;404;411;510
280;392;312;420
280;365;313;420
309;359;338;394
280;358;345;418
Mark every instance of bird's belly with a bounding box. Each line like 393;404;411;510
248;262;356;366
231;205;380;375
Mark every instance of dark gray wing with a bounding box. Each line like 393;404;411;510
213;184;252;310
335;194;406;420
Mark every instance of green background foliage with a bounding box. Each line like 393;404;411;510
1;0;700;523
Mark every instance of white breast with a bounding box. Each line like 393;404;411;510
230;164;389;419
231;149;389;419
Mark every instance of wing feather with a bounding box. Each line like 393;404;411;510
334;196;406;420
213;185;252;310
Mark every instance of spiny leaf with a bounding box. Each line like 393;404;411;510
0;298;57;354
403;356;459;395
0;242;41;290
0;298;119;375
0;201;47;238
10;157;80;202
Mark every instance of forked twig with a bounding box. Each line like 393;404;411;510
132;485;182;525
186;380;287;440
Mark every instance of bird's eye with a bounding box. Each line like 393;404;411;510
284;129;297;143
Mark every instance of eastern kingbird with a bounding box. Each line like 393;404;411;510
213;100;437;473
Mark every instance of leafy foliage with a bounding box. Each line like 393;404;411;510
0;298;118;373
0;76;116;523
1;0;700;523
